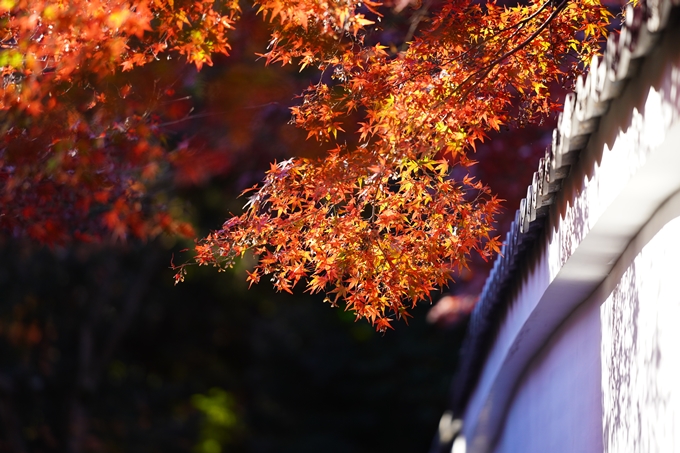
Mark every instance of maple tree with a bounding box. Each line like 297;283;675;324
182;0;612;330
0;0;612;330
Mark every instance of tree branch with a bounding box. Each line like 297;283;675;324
455;0;569;102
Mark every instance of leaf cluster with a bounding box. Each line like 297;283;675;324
184;0;612;330
0;0;238;242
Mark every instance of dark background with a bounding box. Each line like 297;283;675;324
0;230;468;452
0;2;556;451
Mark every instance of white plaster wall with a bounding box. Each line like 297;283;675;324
492;289;602;453
601;216;680;453
461;23;680;450
489;214;680;453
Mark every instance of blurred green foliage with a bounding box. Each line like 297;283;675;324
192;388;239;453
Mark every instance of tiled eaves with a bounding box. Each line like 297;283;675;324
450;0;680;414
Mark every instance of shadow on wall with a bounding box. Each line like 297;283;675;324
601;216;680;453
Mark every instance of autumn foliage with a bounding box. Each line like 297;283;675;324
0;0;612;329
0;0;239;242
184;0;612;330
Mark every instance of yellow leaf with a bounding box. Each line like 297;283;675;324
0;0;14;11
107;8;131;30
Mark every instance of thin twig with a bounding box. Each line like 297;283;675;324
455;0;569;103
